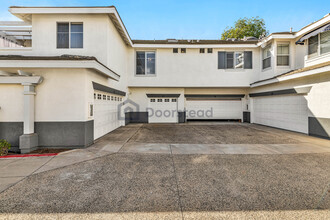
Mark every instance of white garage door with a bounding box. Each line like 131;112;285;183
148;98;178;123
253;95;308;133
186;100;242;120
94;92;123;140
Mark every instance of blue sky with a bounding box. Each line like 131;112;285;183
1;0;329;39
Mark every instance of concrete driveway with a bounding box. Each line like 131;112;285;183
0;123;330;219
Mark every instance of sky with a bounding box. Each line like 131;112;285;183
0;0;329;40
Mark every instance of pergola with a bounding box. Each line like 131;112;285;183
0;21;31;46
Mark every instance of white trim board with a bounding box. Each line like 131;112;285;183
0;60;120;81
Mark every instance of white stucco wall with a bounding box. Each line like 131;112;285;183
127;47;260;87
249;71;330;119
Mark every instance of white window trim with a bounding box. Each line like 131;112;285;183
56;22;83;49
225;51;244;69
276;43;290;66
135;50;157;76
262;44;272;70
307;32;330;58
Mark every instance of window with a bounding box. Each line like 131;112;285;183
172;99;177;102
181;48;186;53
57;22;83;49
70;23;83;48
173;48;178;53
57;23;69;48
97;94;101;100
234;52;244;69
218;51;252;69
157;99;162;102
165;99;170;102
89;104;93;117
111;96;114;101
207;48;213;53
94;93;96;99
200;48;205;53
103;95;106;100
262;45;271;69
277;44;289;66
320;31;330;54
308;35;318;56
107;95;110;100
136;51;156;75
150;99;156;102
114;97;117;101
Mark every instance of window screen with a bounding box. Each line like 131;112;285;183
57;23;69;48
70;23;83;48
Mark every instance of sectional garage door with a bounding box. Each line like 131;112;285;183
253;95;308;133
186;100;242;120
148;98;178;123
94;92;123;140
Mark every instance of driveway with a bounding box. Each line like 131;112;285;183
0;123;330;219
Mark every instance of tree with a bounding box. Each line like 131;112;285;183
221;17;268;40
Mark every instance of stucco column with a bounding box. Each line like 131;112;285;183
22;83;36;134
19;83;38;153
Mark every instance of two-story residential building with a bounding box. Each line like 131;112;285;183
0;6;329;153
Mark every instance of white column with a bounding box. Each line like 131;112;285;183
22;83;36;134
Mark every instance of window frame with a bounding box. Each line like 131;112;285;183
207;48;213;53
262;44;272;70
276;43;290;66
173;48;178;53
56;22;83;49
181;48;186;53
308;32;330;57
135;50;156;76
225;52;244;69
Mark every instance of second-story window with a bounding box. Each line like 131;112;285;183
308;31;330;56
218;51;252;69
57;22;83;49
136;51;156;75
277;44;289;66
308;35;318;56
262;44;271;69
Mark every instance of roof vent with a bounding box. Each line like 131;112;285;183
167;39;178;43
244;36;258;41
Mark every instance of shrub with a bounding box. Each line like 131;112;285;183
0;139;11;156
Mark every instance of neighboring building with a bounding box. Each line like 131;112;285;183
0;6;329;153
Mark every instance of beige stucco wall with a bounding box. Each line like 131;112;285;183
0;84;24;122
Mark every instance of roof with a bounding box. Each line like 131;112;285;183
9;6;115;8
271;32;296;35
298;13;330;32
8;6;132;46
132;39;258;45
0;54;120;77
5;6;330;48
251;61;330;85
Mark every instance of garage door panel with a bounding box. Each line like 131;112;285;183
148;98;178;123
253;95;308;134
186;100;242;120
94;92;123;140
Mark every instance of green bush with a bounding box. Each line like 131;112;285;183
0;139;11;156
